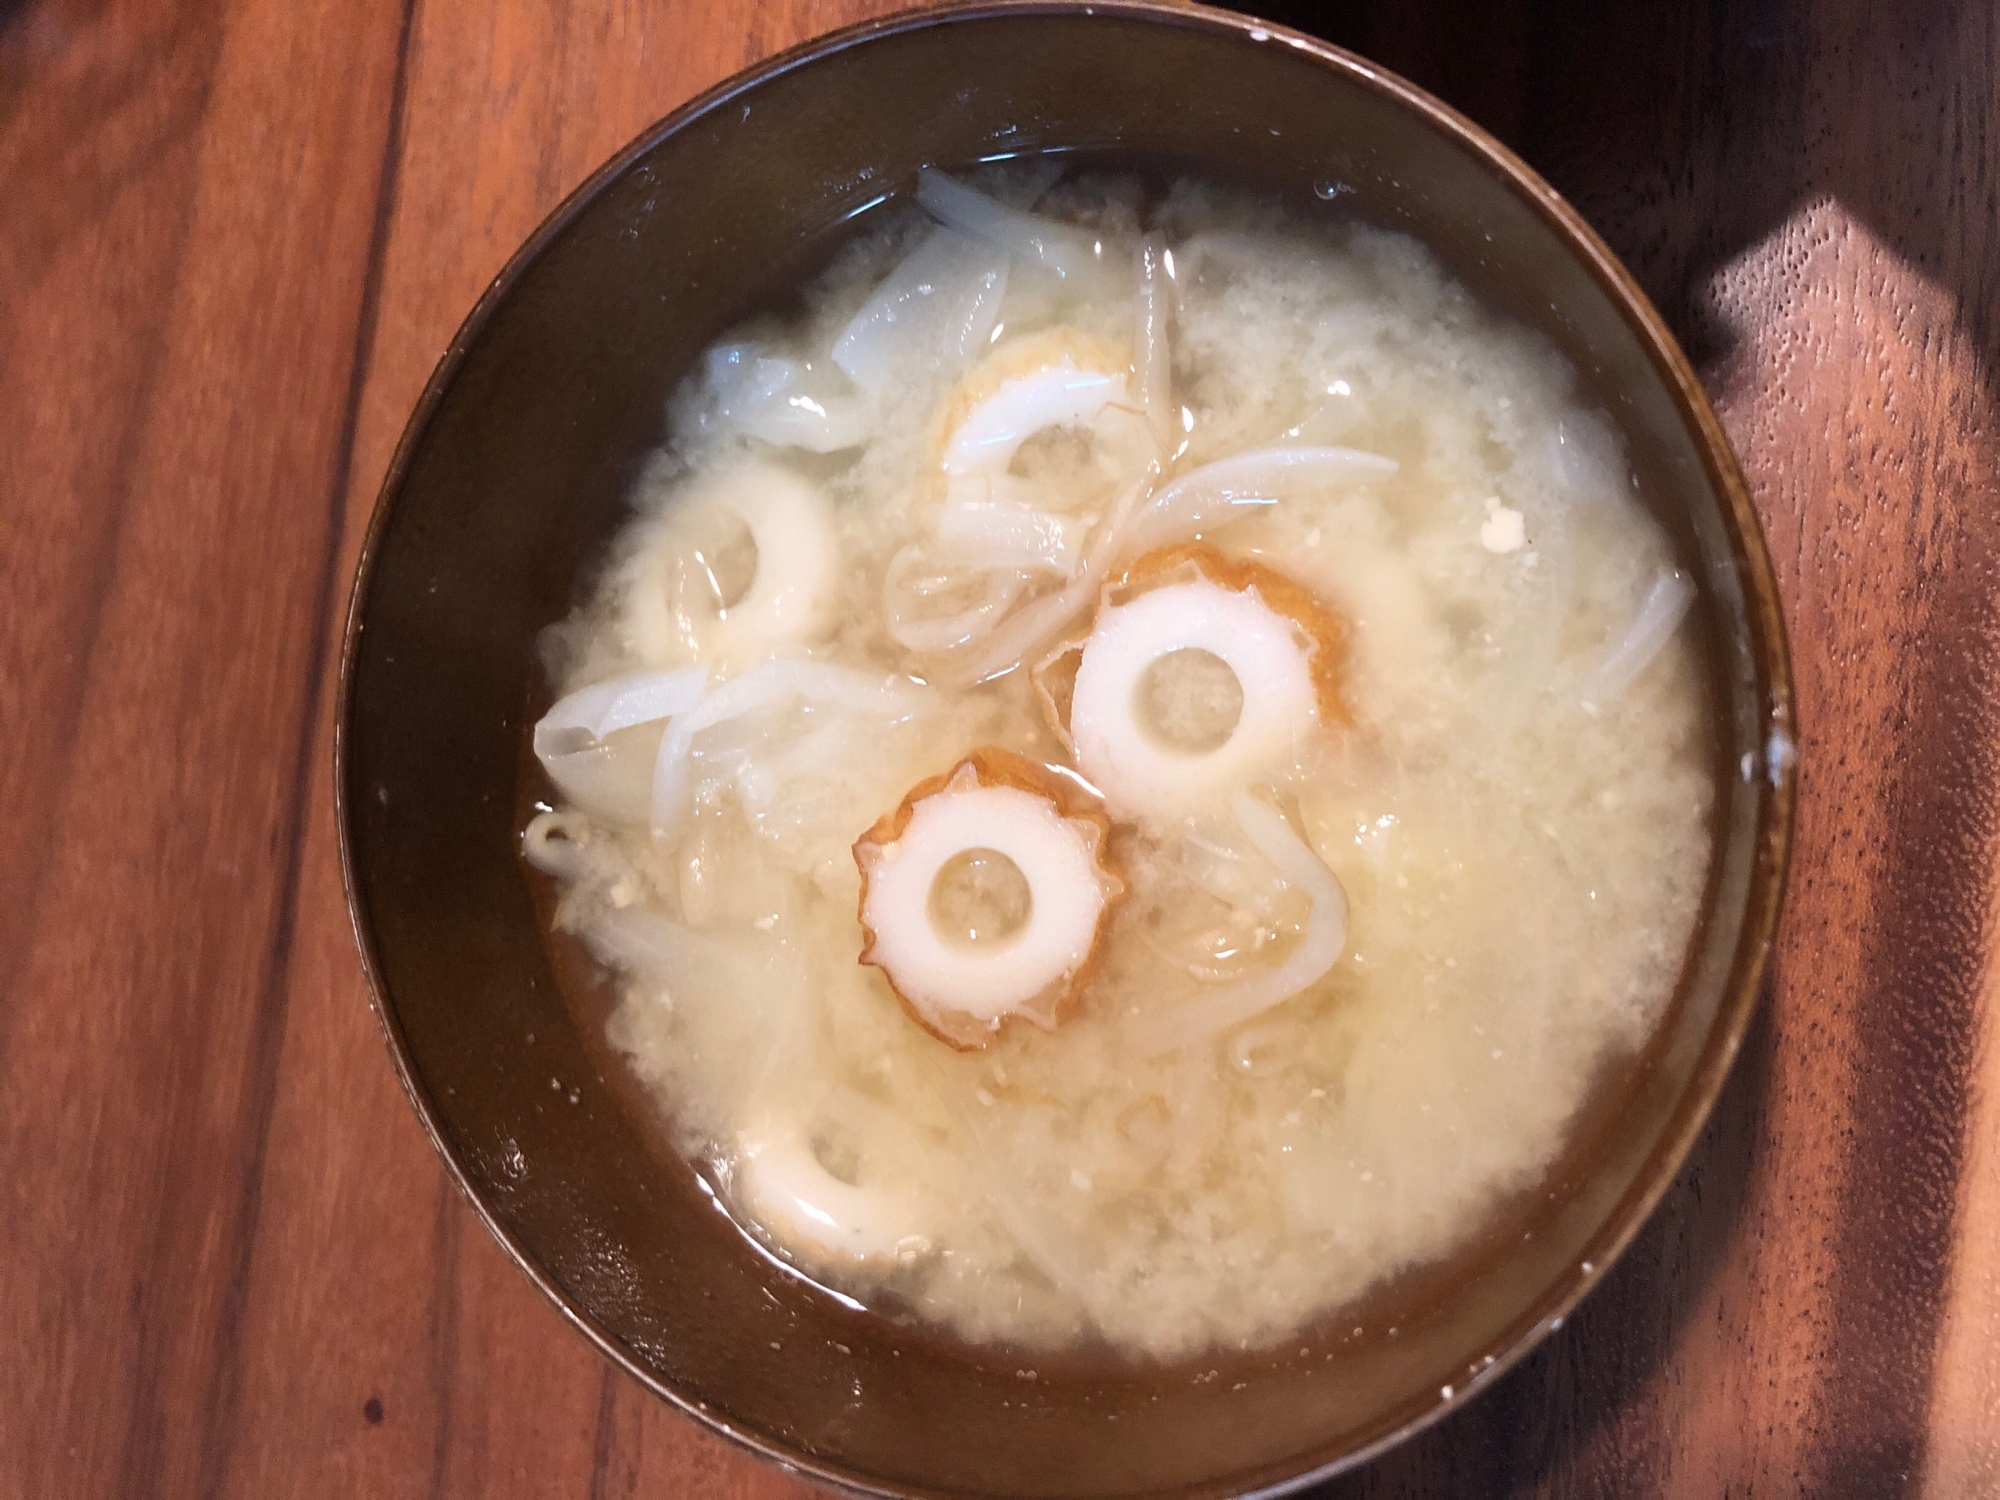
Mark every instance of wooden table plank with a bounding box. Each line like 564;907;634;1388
0;1;409;1495
3;0;1997;1496
1283;3;2000;1493
203;5;903;1497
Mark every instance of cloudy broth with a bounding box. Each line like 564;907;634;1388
522;166;1715;1360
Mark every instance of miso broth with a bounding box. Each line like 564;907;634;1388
523;166;1715;1360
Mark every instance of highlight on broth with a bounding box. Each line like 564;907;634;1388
523;165;1716;1359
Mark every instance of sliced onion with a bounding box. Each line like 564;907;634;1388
1550;412;1624;494
883;544;1029;653
533;666;708;821
831;226;1008;393
1133;237;1173;448
1581;568;1695;709
652;661;934;844
580;905;750;989
938;477;1084;574
1228;1018;1292;1075
915;168;1097;280
588;904;797;992
1117;444;1398;560
700;346;870;452
534;666;709;754
908;394;1172;688
1081;461;1163;572
522;809;593;879
923;570;1102;691
1127;792;1349;1059
922;466;1161;689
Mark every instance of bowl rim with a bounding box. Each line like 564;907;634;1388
335;2;1798;1495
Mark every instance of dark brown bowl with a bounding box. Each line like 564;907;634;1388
336;3;1795;1495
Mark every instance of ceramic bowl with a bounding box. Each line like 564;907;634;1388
337;4;1795;1494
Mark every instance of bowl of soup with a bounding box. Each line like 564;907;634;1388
337;2;1795;1494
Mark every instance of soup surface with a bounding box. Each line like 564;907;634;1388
524;167;1715;1360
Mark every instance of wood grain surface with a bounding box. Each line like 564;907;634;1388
2;0;1996;1495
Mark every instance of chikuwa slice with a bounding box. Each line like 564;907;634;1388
853;748;1124;1049
934;326;1134;479
733;1114;933;1268
626;458;841;668
1035;543;1350;822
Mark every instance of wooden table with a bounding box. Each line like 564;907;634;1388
5;1;1997;1494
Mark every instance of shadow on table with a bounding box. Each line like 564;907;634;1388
1223;1;1996;1495
1239;0;1998;366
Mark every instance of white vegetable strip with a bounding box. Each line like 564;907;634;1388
582;905;782;990
582;906;691;977
1581;568;1695;709
1550;412;1623;494
922;562;1102;690
521;809;592;879
831;227;1009;393
888;601;1014;656
1134;237;1173;448
907;382;1173;684
588;906;803;999
1129;792;1349;1058
651;661;934;843
882;545;1028;654
924;466;1161;688
534;665;710;752
915;168;1097;280
1082;460;1164;573
1228;1018;1292;1075
700;346;871;452
938;478;1084;574
1118;444;1398;559
533;666;709;821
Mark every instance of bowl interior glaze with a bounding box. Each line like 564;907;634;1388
337;5;1793;1496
